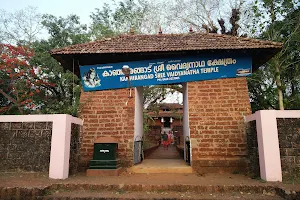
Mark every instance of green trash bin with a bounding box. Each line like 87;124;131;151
89;137;120;170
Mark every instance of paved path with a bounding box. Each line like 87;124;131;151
128;159;192;173
146;144;181;159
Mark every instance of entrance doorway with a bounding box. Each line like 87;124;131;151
164;117;171;128
131;83;192;173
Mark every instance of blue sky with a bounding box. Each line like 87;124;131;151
1;0;109;25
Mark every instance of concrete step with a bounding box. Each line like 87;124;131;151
127;159;193;174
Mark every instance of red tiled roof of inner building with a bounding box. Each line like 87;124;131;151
50;33;282;55
147;111;183;118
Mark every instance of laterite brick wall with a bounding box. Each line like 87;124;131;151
79;89;135;170
277;118;300;181
246;120;260;178
0;122;80;174
0;122;52;172
188;77;252;173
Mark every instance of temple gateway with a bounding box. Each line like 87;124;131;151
51;32;281;174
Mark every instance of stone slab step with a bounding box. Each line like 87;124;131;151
128;159;193;174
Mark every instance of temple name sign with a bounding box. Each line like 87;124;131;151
79;54;252;91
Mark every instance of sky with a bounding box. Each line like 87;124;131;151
0;0;109;25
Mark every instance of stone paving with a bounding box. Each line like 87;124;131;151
146;144;181;159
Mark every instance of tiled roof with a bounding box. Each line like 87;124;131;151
147;111;183;118
146;103;183;118
157;103;183;109
50;33;282;55
146;103;183;112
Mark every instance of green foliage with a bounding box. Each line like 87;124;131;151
247;67;278;111
30;14;91;116
89;0;151;39
143;112;154;133
90;3;116;39
41;14;90;48
251;0;297;33
249;4;300;111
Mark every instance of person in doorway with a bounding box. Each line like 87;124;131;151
167;131;172;146
162;132;169;150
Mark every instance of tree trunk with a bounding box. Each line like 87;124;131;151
0;89;24;114
275;64;284;110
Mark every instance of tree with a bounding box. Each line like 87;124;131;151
30;40;81;115
89;3;116;39
89;0;165;39
90;0;146;39
167;0;248;35
30;14;90;116
0;44;53;114
167;0;220;32
0;6;43;45
248;1;300;110
42;14;90;48
143;85;183;108
0;9;90;116
247;65;278;111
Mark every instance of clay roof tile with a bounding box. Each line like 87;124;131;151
50;32;282;55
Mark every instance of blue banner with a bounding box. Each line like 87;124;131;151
79;54;252;91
